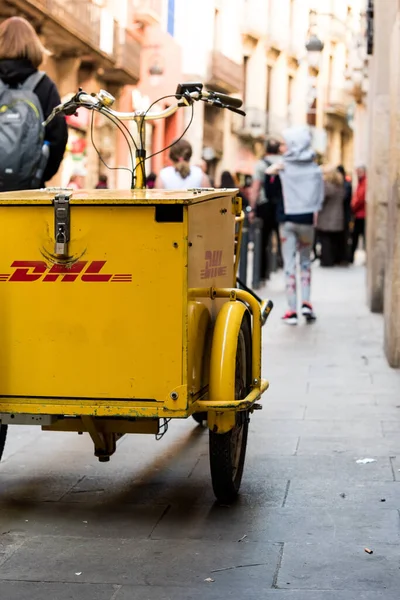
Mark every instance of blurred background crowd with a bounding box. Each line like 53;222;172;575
0;0;368;189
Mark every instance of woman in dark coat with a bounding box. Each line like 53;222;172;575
0;16;68;188
317;167;346;267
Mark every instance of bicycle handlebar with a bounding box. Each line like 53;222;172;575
205;91;243;109
43;84;245;127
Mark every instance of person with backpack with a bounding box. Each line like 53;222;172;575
0;17;68;191
249;139;282;283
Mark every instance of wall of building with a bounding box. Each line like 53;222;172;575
384;6;400;366
366;1;397;314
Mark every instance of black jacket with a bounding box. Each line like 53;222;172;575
0;58;68;184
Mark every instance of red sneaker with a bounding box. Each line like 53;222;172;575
301;302;317;323
282;310;298;325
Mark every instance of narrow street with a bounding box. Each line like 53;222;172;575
0;260;399;599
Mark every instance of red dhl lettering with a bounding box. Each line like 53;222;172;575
0;261;132;283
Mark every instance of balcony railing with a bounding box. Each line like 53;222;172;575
324;87;352;117
207;51;244;94
266;113;291;135
103;27;141;85
48;0;101;49
2;0;110;61
133;0;163;25
232;108;294;138
232;107;267;139
203;120;224;155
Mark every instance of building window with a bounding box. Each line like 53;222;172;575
288;75;294;125
243;55;249;107
266;65;272;113
307;99;317;127
167;0;175;37
288;75;294;106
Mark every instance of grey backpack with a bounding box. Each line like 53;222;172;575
0;71;45;191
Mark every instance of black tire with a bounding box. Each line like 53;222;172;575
209;315;251;504
0;425;7;461
192;412;207;425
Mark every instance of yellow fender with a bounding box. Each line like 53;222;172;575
187;301;211;396
208;300;249;434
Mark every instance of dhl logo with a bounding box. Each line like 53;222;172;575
0;261;132;283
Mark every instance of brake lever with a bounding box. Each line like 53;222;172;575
208;98;246;117
63;103;78;116
43;106;61;127
227;105;246;117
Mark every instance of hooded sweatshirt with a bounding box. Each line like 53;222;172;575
279;126;324;220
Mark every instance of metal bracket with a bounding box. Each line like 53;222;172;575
0;413;56;425
54;192;71;255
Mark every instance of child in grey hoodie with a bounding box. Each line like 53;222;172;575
267;126;323;325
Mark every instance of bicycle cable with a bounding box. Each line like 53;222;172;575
134;99;195;181
90;110;135;189
138;93;183;152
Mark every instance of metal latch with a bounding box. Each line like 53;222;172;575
54;192;71;255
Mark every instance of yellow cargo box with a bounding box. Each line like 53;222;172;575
0;188;239;417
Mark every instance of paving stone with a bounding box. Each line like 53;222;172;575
0;582;116;600
267;392;377;407
262;404;306;420
151;505;399;544
116;587;400;599
256;419;383;437
388;456;400;481
246;431;300;456
305;404;400;420
0;537;281;587
374;393;400;406
277;542;400;590
284;480;400;509
0;502;166;539
63;474;210;505
242;454;394;483
381;420;400;434
296;435;400;457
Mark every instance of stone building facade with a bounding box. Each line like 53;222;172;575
366;0;400;367
172;0;363;184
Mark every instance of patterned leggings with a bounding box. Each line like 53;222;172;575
280;222;314;312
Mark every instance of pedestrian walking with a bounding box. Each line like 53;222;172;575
219;170;237;188
350;165;366;263
267;126;323;325
249;139;281;283
95;174;108;189
67;166;86;190
316;167;346;267
156;140;210;189
337;164;352;263
146;172;157;189
0;17;68;190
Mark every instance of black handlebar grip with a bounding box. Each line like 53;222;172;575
210;92;243;109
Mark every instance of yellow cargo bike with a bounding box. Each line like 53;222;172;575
0;84;272;503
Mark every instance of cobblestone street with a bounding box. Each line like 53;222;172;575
0;260;399;599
